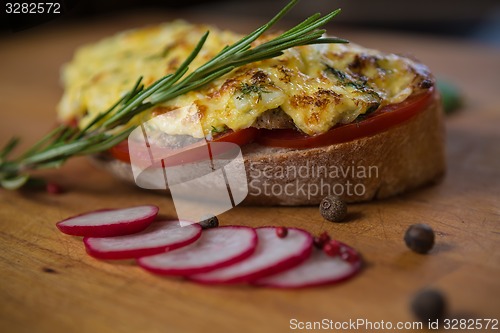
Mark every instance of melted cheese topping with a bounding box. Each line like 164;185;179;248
58;20;430;137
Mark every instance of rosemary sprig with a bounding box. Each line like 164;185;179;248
0;0;346;190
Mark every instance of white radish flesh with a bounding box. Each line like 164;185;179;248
56;205;159;237
254;244;362;288
84;220;202;260
138;226;257;276
189;227;313;284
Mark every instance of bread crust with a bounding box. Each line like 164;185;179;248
90;91;445;206
242;92;445;205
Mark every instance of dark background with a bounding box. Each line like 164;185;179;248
2;0;500;46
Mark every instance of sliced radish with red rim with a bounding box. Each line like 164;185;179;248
254;242;362;289
83;220;202;260
138;226;257;276
56;205;159;237
189;227;313;284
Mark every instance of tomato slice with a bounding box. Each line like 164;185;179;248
109;140;132;163
109;127;259;164
212;127;259;146
256;88;435;149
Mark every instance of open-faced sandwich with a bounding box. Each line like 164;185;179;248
56;20;445;205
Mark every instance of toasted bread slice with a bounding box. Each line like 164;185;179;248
90;90;445;205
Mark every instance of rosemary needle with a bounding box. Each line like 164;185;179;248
0;0;346;189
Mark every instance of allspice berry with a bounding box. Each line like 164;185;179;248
198;216;219;229
411;289;447;323
404;224;435;254
320;196;347;222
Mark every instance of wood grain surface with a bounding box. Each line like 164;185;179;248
0;11;499;333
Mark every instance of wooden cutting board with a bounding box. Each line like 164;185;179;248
0;12;499;333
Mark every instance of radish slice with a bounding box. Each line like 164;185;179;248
254;243;362;289
138;226;257;276
56;205;159;237
83;220;202;260
189;227;313;284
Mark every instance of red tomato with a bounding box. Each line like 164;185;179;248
256;88;435;149
109;140;132;163
109;127;259;164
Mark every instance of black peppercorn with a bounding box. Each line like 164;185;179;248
411;289;447;323
319;196;347;222
198;216;219;229
404;224;435;254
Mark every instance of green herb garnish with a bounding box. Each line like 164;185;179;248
436;78;463;114
325;64;348;82
237;82;271;102
325;64;366;90
0;0;346;189
211;126;224;134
